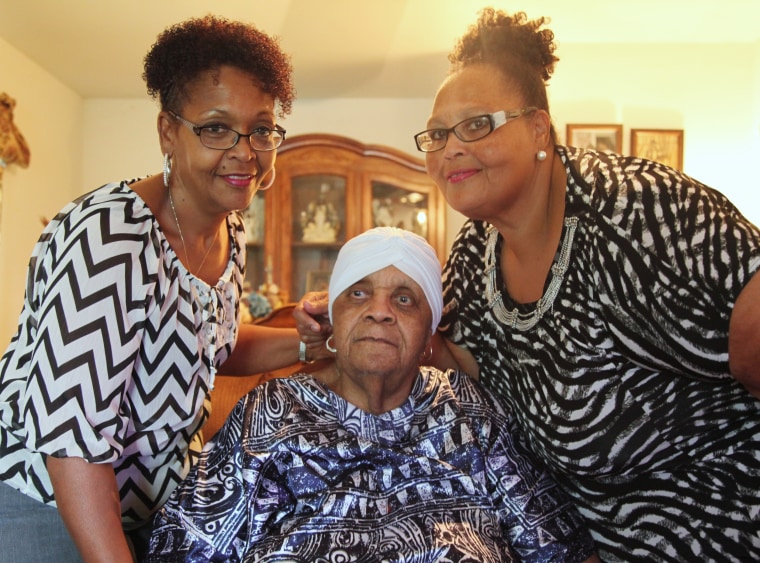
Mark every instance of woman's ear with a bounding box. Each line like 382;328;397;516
532;109;552;147
421;333;434;362
157;111;176;155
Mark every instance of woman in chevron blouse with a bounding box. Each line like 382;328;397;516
0;15;300;562
148;227;599;562
296;8;760;562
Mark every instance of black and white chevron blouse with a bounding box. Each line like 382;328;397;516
440;146;760;562
0;182;244;526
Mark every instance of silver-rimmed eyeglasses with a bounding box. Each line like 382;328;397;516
414;107;538;153
170;112;286;151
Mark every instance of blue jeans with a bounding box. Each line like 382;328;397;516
0;480;82;562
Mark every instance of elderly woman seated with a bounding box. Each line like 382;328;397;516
147;227;599;562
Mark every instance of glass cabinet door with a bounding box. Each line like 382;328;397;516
290;174;346;300
242;191;267;291
370;181;430;239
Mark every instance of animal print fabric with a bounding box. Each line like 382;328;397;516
440;146;760;561
0;182;243;526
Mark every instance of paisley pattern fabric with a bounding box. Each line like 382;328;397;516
440;146;760;562
0;182;244;526
147;368;595;562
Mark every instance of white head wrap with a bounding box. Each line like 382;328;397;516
328;227;442;333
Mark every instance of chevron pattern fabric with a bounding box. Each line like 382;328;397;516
0;182;244;525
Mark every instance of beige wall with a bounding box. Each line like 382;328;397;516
2;38;760;346
553;43;760;217
755;41;760;154
0;36;84;344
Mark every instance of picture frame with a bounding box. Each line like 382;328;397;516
305;270;332;293
565;124;622;153
630;128;684;170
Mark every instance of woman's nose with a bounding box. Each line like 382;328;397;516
364;294;395;323
441;133;466;159
227;136;256;161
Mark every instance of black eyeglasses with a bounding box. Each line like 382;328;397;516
414;107;538;152
170;112;286;151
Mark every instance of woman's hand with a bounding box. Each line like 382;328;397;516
293;291;334;362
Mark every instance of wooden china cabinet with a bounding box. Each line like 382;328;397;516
242;133;446;303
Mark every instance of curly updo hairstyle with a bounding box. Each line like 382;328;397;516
450;8;559;141
143;14;295;117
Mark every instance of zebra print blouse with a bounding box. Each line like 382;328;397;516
0;182;244;526
440;146;760;561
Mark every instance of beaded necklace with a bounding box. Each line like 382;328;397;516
484;216;578;331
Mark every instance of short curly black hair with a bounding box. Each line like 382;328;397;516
450;8;559;138
143;14;295;117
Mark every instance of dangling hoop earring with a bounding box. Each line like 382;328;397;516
325;334;337;354
421;344;433;362
536;150;547;161
257;168;276;191
163;153;172;188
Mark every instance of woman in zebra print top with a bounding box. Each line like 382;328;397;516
297;8;760;562
0;15;301;562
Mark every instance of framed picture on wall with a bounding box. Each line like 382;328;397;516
631;129;684;170
566;124;622;153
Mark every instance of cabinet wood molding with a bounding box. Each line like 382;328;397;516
277;133;428;171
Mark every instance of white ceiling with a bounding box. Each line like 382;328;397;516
1;0;759;99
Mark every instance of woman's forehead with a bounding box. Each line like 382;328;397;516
429;66;515;124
